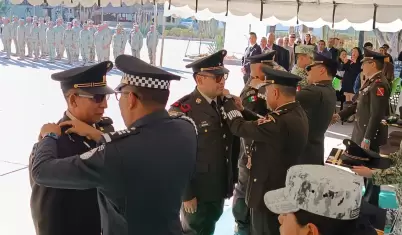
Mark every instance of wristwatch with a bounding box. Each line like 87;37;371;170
363;138;370;144
43;132;59;140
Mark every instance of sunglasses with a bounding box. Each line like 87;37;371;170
202;73;228;83
76;94;109;103
305;63;320;72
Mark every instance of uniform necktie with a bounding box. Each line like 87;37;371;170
211;100;221;118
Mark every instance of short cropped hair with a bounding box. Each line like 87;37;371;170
275;84;296;97
123;85;170;107
249;32;257;38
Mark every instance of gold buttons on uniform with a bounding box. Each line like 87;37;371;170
205;129;208;133
223;134;226;138
253;178;257;182
226;146;228;150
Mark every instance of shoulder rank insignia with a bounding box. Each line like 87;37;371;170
169;112;198;135
271;110;282;116
101;127;139;143
257;116;275;125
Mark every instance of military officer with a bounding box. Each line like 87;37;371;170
291;45;314;89
29;61;115;235
129;23;143;58
103;22;112;61
233;51;285;235
169;50;239;235
80;23;93;65
332;48;390;207
31;54;196;235
46;21;56;63
1;17;12;59
293;52;337;165
221;67;308;235
17;19;26;60
112;24;127;60
94;24;105;62
54;18;64;60
146;25;159;65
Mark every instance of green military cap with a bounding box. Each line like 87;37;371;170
294;45;315;56
361;48;386;63
185;50;229;75
259;66;302;88
306;51;338;77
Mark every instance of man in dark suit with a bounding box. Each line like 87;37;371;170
332;49;390;207
266;32;290;71
171;50;240;235
316;40;332;59
327;37;339;61
29;61;115;235
241;32;262;84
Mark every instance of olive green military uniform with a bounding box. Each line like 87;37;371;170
222;67;308;235
292;45;315;89
171;50;239;235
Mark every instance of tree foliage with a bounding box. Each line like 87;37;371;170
0;0;10;17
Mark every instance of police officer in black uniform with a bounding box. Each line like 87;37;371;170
297;52;337;164
332;48;390;206
30;55;198;235
169;50;239;235
29;61;115;235
233;51;285;235
222;67;309;235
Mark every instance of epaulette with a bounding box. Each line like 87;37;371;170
169;111;198;135
271;110;283;116
98;116;113;126
256;114;276;125
101;127;140;143
171;94;192;113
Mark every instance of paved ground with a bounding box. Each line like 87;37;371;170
0;39;395;235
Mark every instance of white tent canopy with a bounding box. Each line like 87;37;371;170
8;0;402;32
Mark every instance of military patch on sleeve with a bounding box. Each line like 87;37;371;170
101;127;138;143
247;95;257;103
376;87;385;96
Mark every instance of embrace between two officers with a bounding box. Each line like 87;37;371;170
29;47;375;235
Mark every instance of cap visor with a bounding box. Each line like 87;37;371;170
206;67;230;75
264;188;299;215
82;86;115;95
114;83;127;92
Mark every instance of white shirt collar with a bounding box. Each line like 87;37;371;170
197;88;217;104
275;101;296;111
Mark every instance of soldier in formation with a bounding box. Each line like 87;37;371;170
88;20;96;63
129;23;143;58
103;22;112;61
112;24;126;60
11;16;19;55
146;25;159;65
25;17;33;58
31;19;41;61
54;18;64;60
72;19;81;62
94;24;105;63
17;19;26;60
38;17;47;58
46;21;56;63
64;22;76;65
80;23;93;65
1;17;12;59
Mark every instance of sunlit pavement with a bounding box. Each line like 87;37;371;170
0;39;395;235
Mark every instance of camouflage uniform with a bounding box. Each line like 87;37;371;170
72;19;81;62
146;27;159;64
80;23;93;65
38;18;47;58
25;17;33;57
31;21;41;61
2;18;12;59
63;23;76;64
102;22;112;60
54;19;65;60
46;22;56;63
88;20;96;63
94;25;105;62
129;25;143;58
11;16;19;54
16;19;26;60
292;45;315;88
112;24;126;60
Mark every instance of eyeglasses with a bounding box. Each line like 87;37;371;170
76;94;109;103
305;64;321;72
115;91;139;101
202;73;228;83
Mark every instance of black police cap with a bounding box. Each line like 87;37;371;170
259;66;302;88
306;52;338;77
51;61;114;94
185;49;229;75
339;139;391;169
361;48;386;63
246;51;276;64
114;54;180;91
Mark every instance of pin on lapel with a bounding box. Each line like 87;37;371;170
196;98;202;104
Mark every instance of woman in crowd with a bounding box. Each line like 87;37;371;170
339;47;362;102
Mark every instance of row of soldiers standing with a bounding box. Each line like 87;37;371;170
0;16;160;65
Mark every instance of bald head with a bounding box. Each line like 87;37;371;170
267;33;275;45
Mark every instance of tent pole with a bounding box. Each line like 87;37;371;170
153;2;158;66
159;15;166;67
101;8;104;22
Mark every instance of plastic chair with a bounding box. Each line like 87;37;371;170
389;77;401;114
